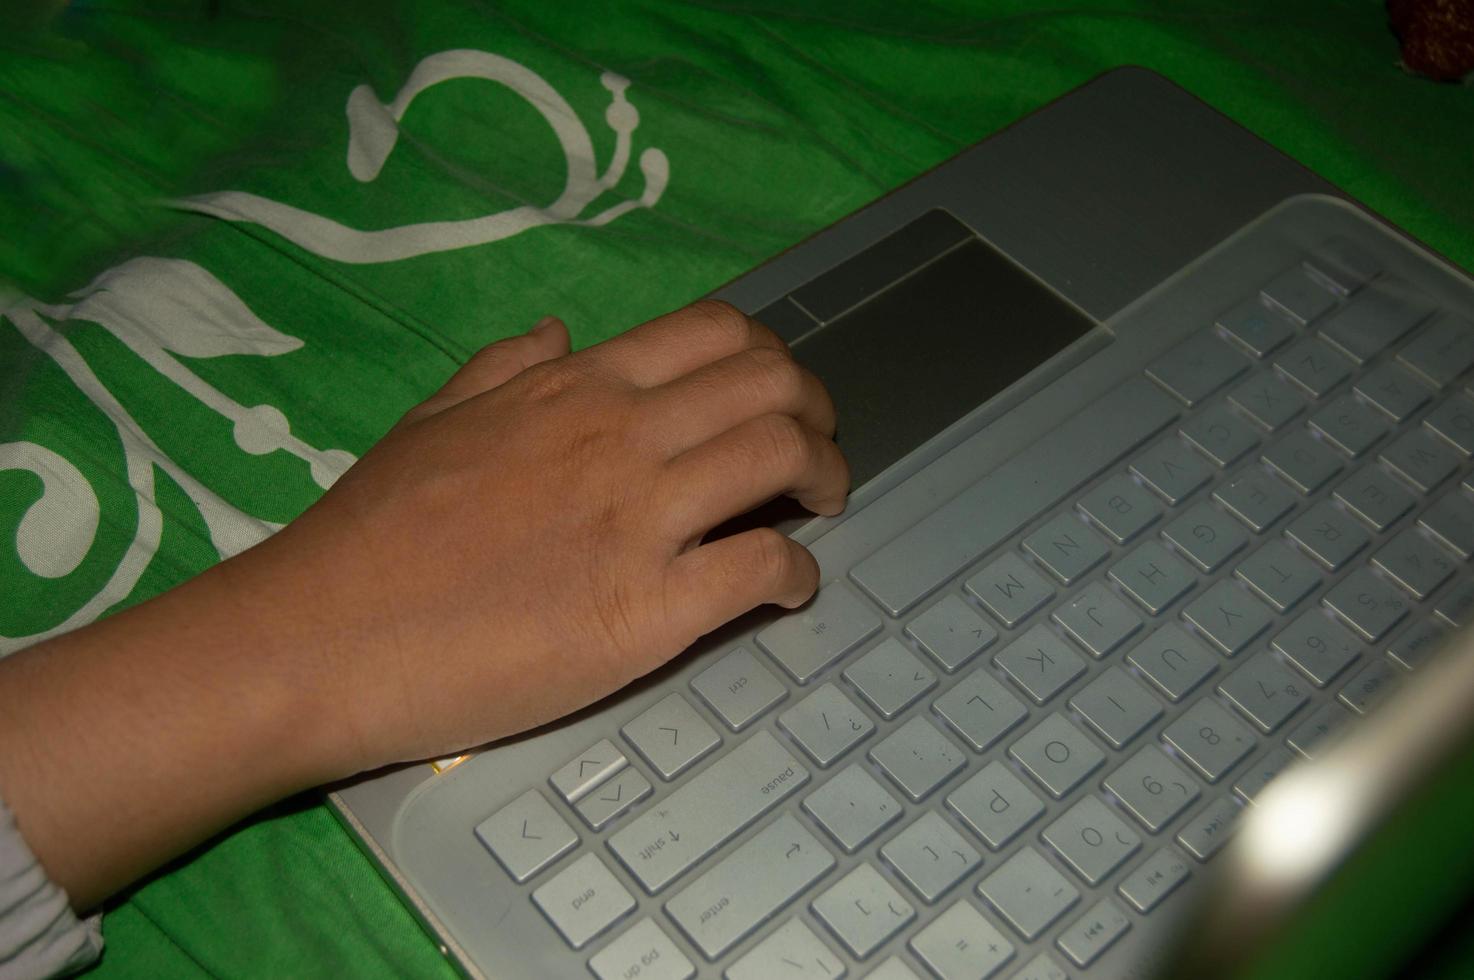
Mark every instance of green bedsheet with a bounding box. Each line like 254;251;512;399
2;1;1472;976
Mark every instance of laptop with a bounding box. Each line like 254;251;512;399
329;66;1474;979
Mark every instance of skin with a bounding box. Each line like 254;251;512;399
0;300;849;912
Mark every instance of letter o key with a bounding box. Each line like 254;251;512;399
1044;740;1071;764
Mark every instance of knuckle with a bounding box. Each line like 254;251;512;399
756;413;810;472
743;345;802;395
685;299;754;349
747;527;795;586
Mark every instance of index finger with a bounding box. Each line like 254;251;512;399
582;300;788;387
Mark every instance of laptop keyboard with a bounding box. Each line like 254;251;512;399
472;221;1474;979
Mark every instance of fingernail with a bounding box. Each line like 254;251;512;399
531;315;559;335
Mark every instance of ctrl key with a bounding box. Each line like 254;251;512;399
589;918;695;980
532;852;636;950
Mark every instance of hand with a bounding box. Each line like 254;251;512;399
251;300;849;769
0;300;847;910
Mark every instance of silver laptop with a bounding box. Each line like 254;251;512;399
329;67;1474;979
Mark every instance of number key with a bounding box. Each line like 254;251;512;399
1160;699;1255;783
1103;744;1201;832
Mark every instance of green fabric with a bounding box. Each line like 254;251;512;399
1;1;1471;976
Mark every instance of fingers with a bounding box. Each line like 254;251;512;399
644;345;836;455
401;317;570;424
584;300;788;388
662;413;849;538
664;529;821;642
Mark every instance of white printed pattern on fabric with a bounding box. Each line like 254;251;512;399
1;52;668;654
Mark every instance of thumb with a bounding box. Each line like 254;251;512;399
400;316;570;425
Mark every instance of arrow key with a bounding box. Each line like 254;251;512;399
575;765;653;831
622;693;721;780
475;790;578;883
549;738;627;804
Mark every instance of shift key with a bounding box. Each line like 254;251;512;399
756;584;881;683
608;731;809;893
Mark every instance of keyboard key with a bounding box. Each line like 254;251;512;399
1175;798;1242;862
1271;609;1362;686
1419;490;1474;558
1216;652;1310;732
931;668;1028;752
977;846;1078;941
1233;746;1297;804
802;764;901;853
1051;582;1143;658
946;761;1044;850
866;957;924;980
1388;617;1451;671
811;863;915;958
1043;795;1142;886
1056;899;1131;968
1068;666;1163;749
550;738;627;804
1261;431;1343;494
909;900;1014;980
1163;502;1249;573
1304;235;1379;295
1338;658;1400;716
1147;330;1250;406
965;552;1054;628
1355;361;1431;422
1130;438;1213;504
1217;297;1295;357
1104;744;1201;832
692;647;787;731
1229;372;1306;430
906;594;997;672
576;766;653;831
588;919;694;980
1308;395;1389;456
608;731;808;893
1285;500;1370;571
726;919;845;980
1180;403;1260;466
880;812;982;904
870;717;967;802
622;693;721;781
1261;266;1337;325
1109;540;1196;614
1335;464;1416;531
1077;473;1163;543
1317;279;1429;362
1374;528;1456;599
757;584;881;683
1435;577;1474;627
843;638;937;719
1398;311;1474;388
1323;567;1410;642
1118;848;1192;913
1214;468;1297;532
780;683;874;768
1423;394;1474;455
1126;624;1218;701
1274;338;1353;398
533;853;635;949
1160;699;1256;782
1009;713;1105;798
1022;512;1110;585
1287;701;1353;759
1380;428;1461;492
850;378;1179;617
995;624;1087;704
476;790;579;883
665;814;833;959
1182;580;1274;656
1235;539;1322;613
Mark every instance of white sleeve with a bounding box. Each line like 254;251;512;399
0;795;102;979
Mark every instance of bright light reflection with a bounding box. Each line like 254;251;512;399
1237;766;1360;888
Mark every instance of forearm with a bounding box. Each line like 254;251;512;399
0;539;353;912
